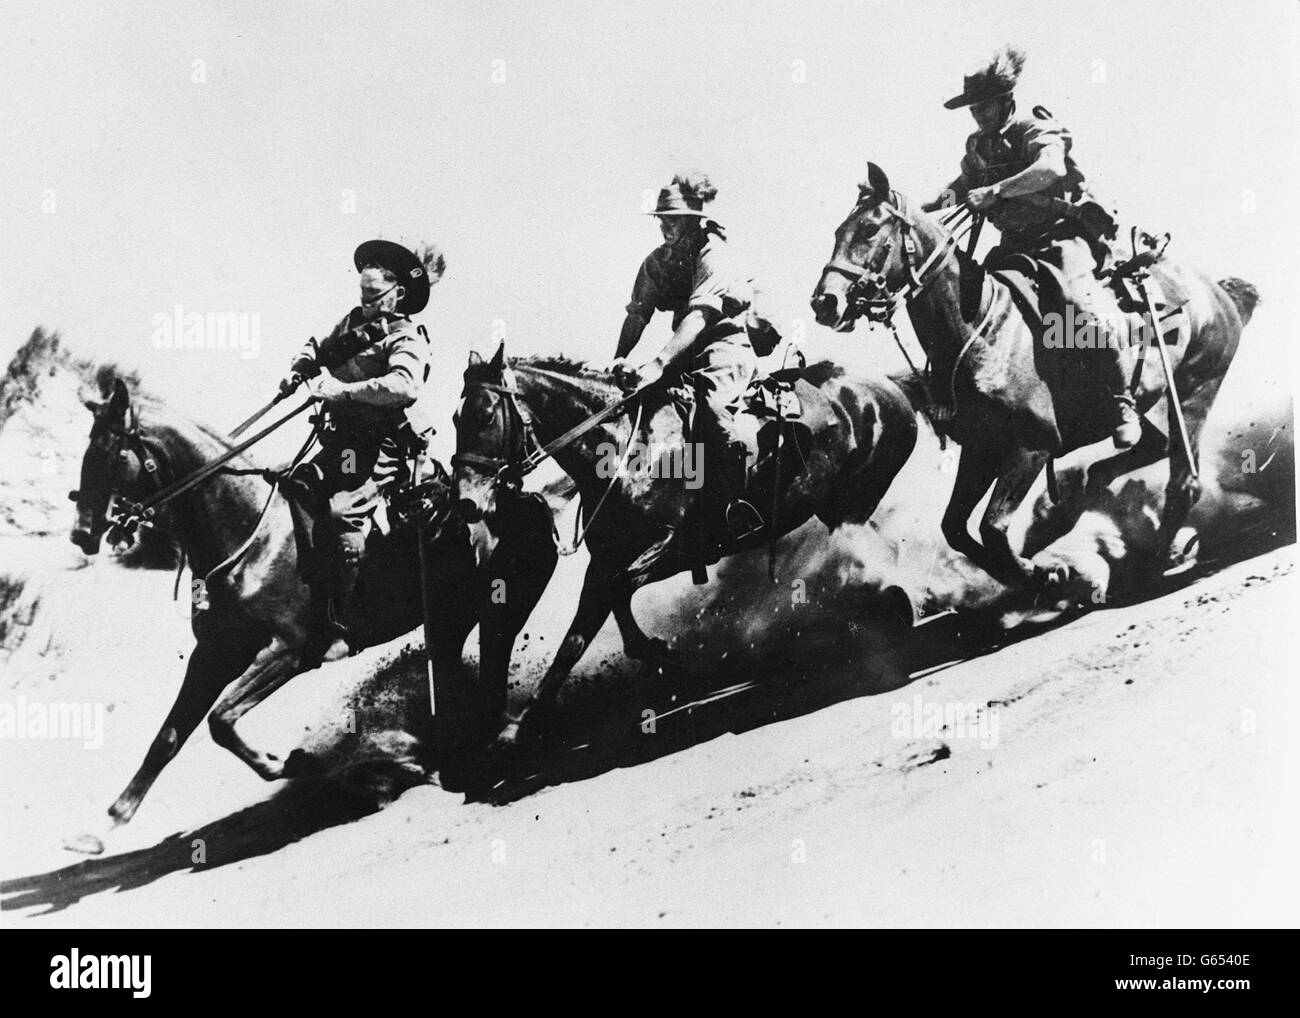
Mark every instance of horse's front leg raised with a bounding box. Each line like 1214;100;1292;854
207;635;307;780
62;627;265;853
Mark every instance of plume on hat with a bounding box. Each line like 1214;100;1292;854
945;43;1027;108
416;243;446;286
673;172;718;208
979;44;1026;91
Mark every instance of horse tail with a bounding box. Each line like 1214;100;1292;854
1217;277;1261;325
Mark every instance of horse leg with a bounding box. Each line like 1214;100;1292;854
940;443;1004;577
206;636;306;780
611;587;678;666
977;447;1051;586
477;546;556;732
500;560;616;746
104;630;263;829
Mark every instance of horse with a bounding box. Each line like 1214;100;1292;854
66;377;552;851
811;162;1259;591
450;343;918;748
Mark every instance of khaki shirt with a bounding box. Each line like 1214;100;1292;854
626;232;756;337
293;308;431;428
958;107;1089;239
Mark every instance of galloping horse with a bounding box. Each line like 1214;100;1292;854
811;163;1258;589
67;378;551;850
451;344;918;747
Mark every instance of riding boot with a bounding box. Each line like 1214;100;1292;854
320;530;365;663
1100;342;1142;449
720;441;764;540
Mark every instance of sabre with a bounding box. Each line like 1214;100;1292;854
1137;271;1198;482
229;388;295;439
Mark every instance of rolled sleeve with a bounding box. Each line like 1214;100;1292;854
687;242;752;321
1019;117;1070;163
625;251;665;319
341;327;429;408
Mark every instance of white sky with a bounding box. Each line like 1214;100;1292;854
4;0;1297;457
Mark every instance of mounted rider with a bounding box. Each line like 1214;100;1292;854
611;172;767;538
278;239;445;661
921;44;1142;449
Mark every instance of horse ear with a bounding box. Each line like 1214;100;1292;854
489;341;505;371
866;162;891;199
108;378;130;417
83;399;102;414
467;350;484;366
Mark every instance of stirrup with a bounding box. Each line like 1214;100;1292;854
725;499;765;540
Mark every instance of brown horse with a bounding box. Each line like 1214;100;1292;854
451;344;918;748
66;378;552;851
811;163;1258;589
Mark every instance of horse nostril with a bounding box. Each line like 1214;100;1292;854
811;293;837;321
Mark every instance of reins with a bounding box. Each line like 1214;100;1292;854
454;370;648;555
821;199;981;442
100;398;321;595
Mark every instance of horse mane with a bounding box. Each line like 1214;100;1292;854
130;394;239;456
510;354;610;381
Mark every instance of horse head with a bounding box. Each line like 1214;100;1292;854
811;162;917;332
71;377;166;554
452;342;530;523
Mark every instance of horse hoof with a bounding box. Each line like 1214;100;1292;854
1162;528;1200;578
496;721;524;748
62;832;106;855
283;748;326;779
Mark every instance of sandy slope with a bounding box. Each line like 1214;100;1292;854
3;544;1294;928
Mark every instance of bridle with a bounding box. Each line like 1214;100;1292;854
451;367;645;554
71;406;170;542
74;399;319;593
820;192;972;444
450;370;541;484
820;192;962;325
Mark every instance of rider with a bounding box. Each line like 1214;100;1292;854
921;44;1142;449
278;239;444;661
611;172;765;538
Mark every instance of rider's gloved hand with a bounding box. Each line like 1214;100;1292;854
965;184;1000;212
311;373;349;403
612;358;664;393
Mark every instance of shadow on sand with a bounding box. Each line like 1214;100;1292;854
2;533;1285;916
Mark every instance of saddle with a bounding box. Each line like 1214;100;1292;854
279;434;453;585
985;238;1189;353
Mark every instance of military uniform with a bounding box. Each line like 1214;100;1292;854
625;229;759;451
283;238;442;659
937;44;1139;445
290;308;431;538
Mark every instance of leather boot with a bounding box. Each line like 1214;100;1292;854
721;441;764;540
320;531;365;662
